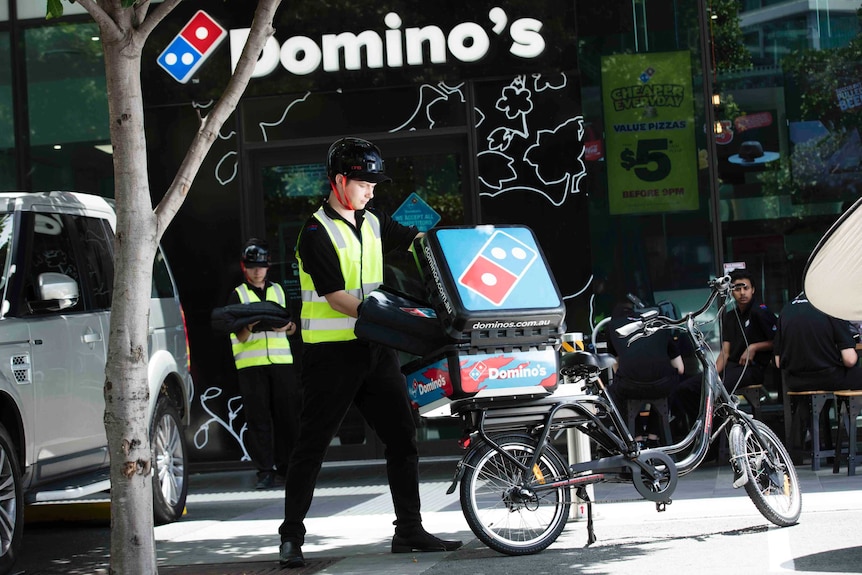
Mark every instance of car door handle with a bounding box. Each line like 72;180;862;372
82;332;102;344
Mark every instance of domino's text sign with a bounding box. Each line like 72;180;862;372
157;11;227;84
435;227;560;310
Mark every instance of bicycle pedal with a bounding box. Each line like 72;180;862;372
732;469;749;488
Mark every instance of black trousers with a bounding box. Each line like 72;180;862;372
279;340;421;545
608;373;679;436
236;363;300;476
720;362;764;393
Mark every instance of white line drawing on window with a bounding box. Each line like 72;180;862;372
193;386;251;462
563;275;593;301
191;100;240;185
475;73;586;207
525;117;587;192
259;92;312;141
388;82;466;132
488;75;533;150
216;151;238;186
532;72;566;92
387;72;590;307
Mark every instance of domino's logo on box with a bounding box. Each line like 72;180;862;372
458;231;537;306
157;11;226;84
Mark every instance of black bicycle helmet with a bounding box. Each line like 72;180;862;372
242;238;270;267
326;137;391;183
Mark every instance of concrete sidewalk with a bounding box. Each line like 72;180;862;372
143;456;861;575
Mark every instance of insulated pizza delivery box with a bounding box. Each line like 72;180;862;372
355;285;456;356
402;345;560;411
413;225;566;341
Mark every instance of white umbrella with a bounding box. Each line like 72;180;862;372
804;197;862;321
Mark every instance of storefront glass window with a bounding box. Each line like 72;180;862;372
575;0;861;329
577;2;716;327
719;1;862;310
0;30;15;189
24;23;113;194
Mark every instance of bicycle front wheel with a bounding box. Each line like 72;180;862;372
731;419;802;526
460;433;571;556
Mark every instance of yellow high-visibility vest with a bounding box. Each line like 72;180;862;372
297;207;382;343
230;283;293;368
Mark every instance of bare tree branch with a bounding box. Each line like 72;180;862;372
136;0;184;40
134;0;153;24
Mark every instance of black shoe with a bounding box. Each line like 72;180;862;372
255;472;275;490
279;541;306;568
392;527;463;553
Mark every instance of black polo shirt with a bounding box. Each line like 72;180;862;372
296;202;418;297
774;296;856;374
721;302;777;367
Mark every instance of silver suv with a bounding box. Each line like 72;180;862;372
0;191;193;573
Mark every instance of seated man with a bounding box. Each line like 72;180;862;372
715;270;777;392
774;292;862;392
607;301;685;445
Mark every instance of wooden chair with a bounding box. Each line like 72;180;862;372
832;390;862;476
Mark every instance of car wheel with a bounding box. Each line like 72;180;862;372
150;395;188;525
0;423;23;574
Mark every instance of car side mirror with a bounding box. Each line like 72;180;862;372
37;272;79;311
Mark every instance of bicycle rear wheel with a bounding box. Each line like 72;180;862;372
460;433;571;555
730;419;802;526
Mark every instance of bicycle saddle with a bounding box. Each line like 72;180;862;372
560;350;616;371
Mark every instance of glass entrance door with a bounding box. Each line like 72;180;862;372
249;134;471;460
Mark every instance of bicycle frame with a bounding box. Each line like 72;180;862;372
450;275;763;500
450;276;801;555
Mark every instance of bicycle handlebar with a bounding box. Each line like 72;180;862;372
615;275;732;339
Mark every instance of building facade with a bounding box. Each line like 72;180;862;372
0;0;860;466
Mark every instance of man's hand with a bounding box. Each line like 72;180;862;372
273;321;297;335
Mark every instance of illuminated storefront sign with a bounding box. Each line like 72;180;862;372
229;8;546;77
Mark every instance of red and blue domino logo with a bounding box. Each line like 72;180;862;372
157;11;226;84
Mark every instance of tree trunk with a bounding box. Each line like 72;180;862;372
61;1;283;572
103;31;160;575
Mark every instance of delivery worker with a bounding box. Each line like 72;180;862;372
277;137;462;568
228;239;299;489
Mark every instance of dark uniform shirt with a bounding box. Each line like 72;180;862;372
608;315;681;383
774;296;856;374
297;202;418;297
721;302;777;367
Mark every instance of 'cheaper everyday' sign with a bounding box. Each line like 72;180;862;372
601;50;699;215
